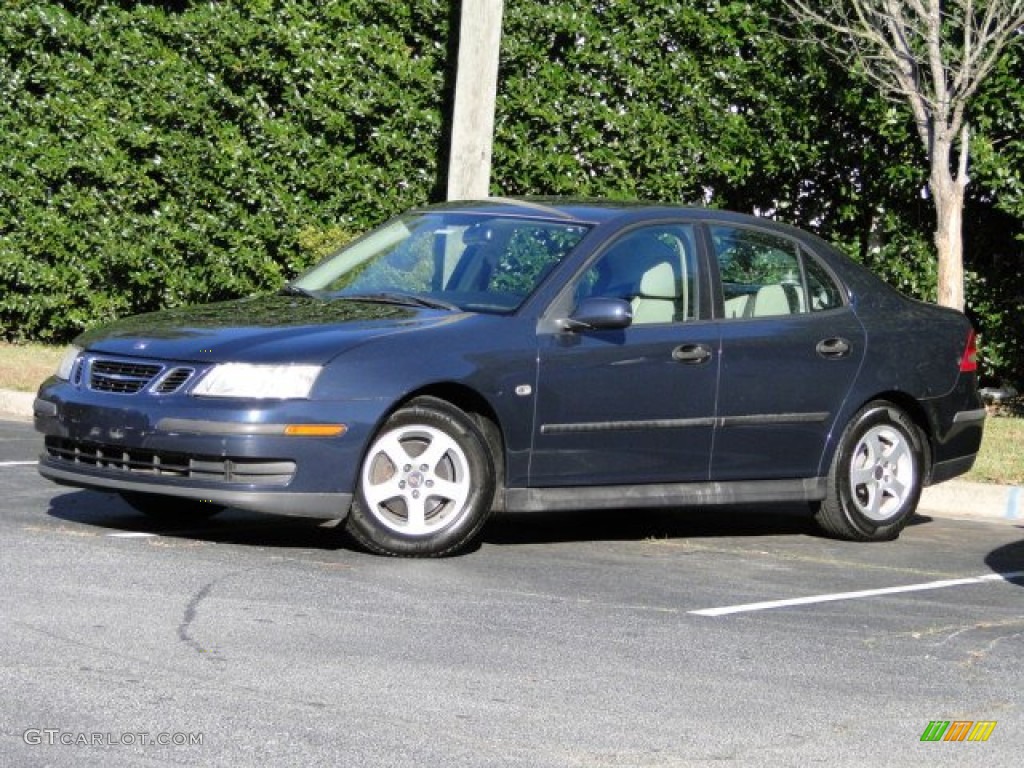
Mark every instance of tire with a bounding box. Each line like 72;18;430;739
119;492;225;522
345;397;496;557
815;401;924;542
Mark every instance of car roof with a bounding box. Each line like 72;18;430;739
411;197;647;224
414;196;810;233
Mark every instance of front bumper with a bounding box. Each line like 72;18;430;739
33;382;381;519
37;460;350;518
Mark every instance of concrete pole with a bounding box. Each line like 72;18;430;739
446;0;504;200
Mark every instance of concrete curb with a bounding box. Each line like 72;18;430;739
0;389;34;423
2;388;1019;525
919;480;1022;524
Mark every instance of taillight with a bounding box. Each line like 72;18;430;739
959;329;978;373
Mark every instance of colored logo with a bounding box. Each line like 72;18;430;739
920;721;997;742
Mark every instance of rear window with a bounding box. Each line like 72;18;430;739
711;225;843;317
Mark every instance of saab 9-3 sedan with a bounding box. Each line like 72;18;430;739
35;199;985;556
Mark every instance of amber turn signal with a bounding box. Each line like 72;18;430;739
283;424;347;437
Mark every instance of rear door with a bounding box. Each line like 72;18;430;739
707;222;866;481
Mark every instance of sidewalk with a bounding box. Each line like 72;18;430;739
2;387;1019;525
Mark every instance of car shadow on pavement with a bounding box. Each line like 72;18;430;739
46;489;351;551
985;533;1024;587
46;489;966;555
484;504;822;546
49;490;825;552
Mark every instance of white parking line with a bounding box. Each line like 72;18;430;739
689;571;1024;617
0;460;37;467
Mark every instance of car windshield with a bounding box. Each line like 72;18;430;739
290;212;590;313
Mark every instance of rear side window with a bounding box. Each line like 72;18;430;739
711;225;843;318
802;250;844;311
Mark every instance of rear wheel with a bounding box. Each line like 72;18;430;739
119;492;224;523
816;401;924;541
345;397;496;557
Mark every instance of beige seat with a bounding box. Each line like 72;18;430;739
752;284;791;316
590;233;682;325
633;262;677;324
724;294;752;318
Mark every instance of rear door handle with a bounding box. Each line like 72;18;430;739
672;343;713;364
816;337;851;359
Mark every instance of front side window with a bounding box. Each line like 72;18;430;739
292;213;590;314
574;225;699;324
712;225;842;318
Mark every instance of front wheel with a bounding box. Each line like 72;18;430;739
815;401;924;542
345;397;496;557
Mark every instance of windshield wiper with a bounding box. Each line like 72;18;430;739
341;292;459;311
279;284;322;300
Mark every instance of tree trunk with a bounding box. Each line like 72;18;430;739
933;181;965;310
929;127;969;311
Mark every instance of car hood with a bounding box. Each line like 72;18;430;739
75;295;463;365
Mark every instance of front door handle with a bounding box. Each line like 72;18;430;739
816;337;851;359
672;343;713;364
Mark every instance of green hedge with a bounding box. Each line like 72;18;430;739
1;0;451;340
1;1;1020;385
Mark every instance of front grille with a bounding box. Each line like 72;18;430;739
154;367;195;394
45;437;296;486
76;355;201;395
89;360;163;394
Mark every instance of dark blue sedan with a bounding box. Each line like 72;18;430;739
34;199;986;556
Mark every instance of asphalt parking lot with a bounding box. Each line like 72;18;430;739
1;418;1022;767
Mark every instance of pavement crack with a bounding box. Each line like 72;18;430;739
178;578;226;662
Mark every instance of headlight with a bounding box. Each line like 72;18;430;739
191;363;321;399
55;345;82;381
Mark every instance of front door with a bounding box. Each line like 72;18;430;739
529;224;720;487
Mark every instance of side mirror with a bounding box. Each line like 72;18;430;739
563;297;633;331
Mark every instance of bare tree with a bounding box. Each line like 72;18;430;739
783;0;1024;310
